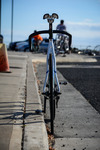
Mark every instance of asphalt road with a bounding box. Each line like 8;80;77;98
57;60;100;114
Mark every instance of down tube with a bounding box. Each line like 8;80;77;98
53;48;60;92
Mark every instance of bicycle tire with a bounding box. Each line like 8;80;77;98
49;53;55;134
44;96;46;113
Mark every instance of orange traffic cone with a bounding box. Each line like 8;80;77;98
0;43;11;73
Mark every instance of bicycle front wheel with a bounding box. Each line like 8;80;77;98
49;53;55;135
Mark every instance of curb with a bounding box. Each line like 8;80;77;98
32;60;49;150
23;57;49;150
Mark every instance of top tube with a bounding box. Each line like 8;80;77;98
29;30;72;51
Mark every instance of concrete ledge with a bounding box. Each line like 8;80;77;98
24;58;49;150
32;54;97;63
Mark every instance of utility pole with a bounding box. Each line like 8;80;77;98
11;0;14;42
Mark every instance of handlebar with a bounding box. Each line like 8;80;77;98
29;30;72;51
43;13;59;24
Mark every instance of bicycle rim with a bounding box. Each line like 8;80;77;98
49;53;55;135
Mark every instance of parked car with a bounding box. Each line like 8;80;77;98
39;38;49;53
84;50;96;56
15;41;29;52
9;41;21;50
9;38;53;52
8;39;28;50
39;38;56;53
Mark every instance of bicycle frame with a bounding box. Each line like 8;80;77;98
43;38;60;93
29;30;72;93
29;13;72;135
29;32;72;94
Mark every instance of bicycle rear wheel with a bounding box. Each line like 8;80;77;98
49;53;55;134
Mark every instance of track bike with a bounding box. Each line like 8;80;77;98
29;13;72;135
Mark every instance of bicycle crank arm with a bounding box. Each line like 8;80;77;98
59;81;67;85
56;96;60;108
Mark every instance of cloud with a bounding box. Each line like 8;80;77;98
67;21;100;27
66;20;100;38
67;18;100;26
71;29;100;38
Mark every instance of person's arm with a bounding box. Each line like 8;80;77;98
62;25;67;31
56;24;59;30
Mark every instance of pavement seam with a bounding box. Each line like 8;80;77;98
21;62;28;150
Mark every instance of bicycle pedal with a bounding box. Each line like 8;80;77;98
42;91;49;96
55;91;62;96
59;81;67;85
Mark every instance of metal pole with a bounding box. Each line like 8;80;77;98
11;0;13;42
0;0;1;34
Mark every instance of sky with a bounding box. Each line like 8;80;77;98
1;0;100;49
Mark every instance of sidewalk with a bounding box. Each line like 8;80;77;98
0;52;48;150
0;51;100;150
0;53;27;150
